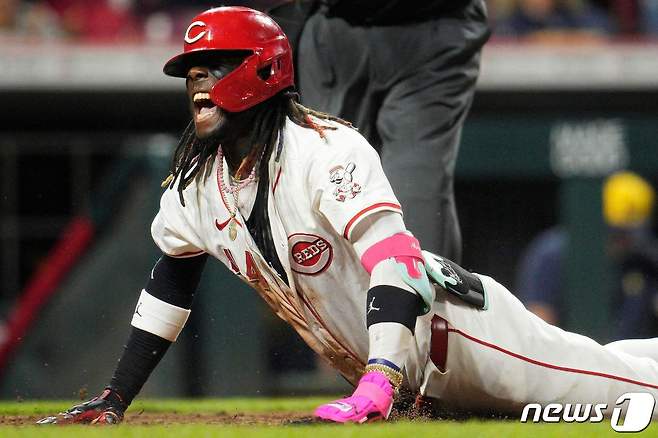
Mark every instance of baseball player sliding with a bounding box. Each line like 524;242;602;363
39;7;658;425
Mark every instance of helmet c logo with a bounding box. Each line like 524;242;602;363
185;21;207;44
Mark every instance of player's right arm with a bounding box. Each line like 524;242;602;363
37;252;207;425
38;189;207;425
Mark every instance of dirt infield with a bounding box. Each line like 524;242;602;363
1;412;314;426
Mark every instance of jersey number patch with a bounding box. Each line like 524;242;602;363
223;248;260;283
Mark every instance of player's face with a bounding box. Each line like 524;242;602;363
186;59;242;139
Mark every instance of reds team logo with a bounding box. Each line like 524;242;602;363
185;21;207;44
288;233;333;275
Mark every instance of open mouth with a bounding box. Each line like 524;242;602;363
193;92;218;122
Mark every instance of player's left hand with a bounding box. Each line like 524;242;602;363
314;371;394;423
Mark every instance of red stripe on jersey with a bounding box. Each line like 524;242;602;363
343;202;402;239
272;167;282;195
448;327;658;390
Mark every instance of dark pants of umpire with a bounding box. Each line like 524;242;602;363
298;1;490;261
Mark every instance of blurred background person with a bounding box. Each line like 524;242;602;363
638;0;658;35
0;0;62;40
493;0;612;41
516;171;658;339
515;226;566;325
605;172;658;339
296;0;491;262
48;0;139;42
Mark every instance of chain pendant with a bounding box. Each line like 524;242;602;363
228;220;238;241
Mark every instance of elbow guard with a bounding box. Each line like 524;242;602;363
423;251;487;310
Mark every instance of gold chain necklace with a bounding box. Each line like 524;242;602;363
217;146;258;241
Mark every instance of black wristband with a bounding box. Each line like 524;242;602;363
366;285;423;333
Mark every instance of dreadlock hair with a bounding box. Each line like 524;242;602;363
163;89;352;206
162;89;352;279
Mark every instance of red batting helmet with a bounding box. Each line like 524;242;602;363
163;7;294;112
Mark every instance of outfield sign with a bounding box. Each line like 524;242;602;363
521;392;656;432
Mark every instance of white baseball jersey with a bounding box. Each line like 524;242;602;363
152;117;658;416
152;117;408;384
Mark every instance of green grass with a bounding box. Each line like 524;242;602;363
0;422;630;438
0;398;651;437
0;397;328;416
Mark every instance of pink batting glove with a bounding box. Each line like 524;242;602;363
314;371;394;423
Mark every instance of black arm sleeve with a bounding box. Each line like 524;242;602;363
145;253;208;308
108;253;208;407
